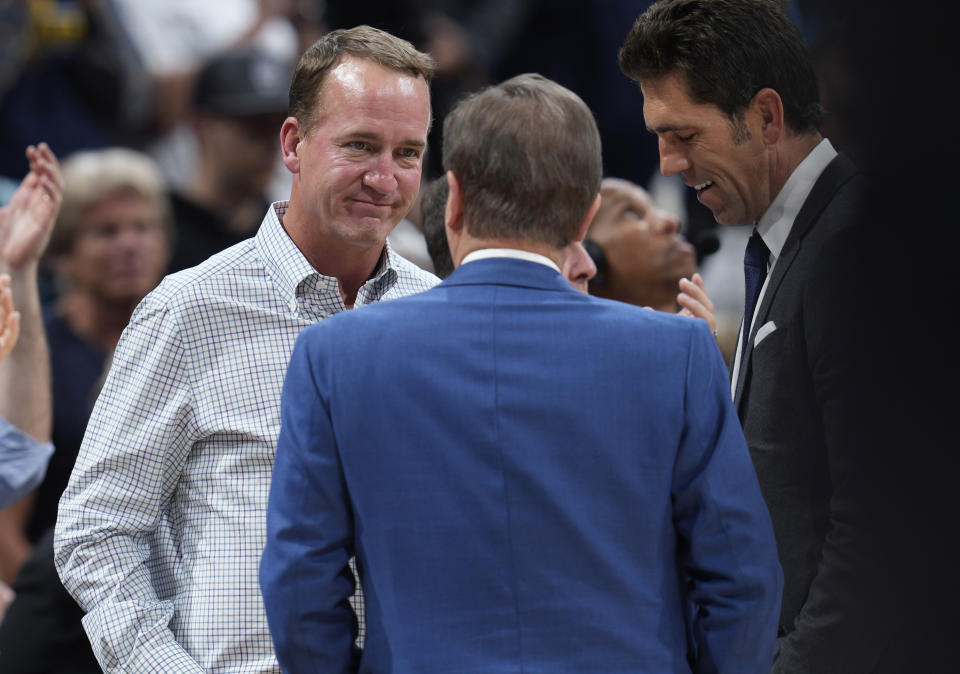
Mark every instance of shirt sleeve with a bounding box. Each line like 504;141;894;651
53;296;205;673
260;324;360;674
671;320;783;674
0;416;54;509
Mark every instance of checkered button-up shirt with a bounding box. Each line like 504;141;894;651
54;203;438;673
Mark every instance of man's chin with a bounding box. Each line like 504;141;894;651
337;217;399;246
710;208;752;227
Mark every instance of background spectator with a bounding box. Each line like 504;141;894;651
168;47;292;273
0;147;170;584
0;147;168;671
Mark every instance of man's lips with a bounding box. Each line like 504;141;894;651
690;179;715;203
350;198;394;215
109;263;149;279
674;236;696;256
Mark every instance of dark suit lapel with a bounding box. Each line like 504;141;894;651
734;154;859;408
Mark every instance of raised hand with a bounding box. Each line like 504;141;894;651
0;143;63;270
677;272;717;338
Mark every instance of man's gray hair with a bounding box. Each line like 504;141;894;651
442;73;602;248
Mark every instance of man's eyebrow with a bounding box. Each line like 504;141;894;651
338;130;426;148
646;123;687;134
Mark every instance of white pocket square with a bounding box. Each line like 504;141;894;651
754;321;777;346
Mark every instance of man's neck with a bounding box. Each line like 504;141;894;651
280;199;387;308
766;132;823;210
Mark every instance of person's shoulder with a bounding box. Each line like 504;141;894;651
584;293;684;324
135;239;266;321
586;295;712;348
807;152;866;226
299;280;434;347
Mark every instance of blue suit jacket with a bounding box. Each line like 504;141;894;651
261;258;781;674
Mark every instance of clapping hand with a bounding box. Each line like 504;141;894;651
0;143;63;270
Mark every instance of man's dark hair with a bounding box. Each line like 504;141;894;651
442;73;602;248
420;176;454;278
289;25;436;134
619;0;823;134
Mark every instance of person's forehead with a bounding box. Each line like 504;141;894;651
323;56;428;103
640;73;723;130
600;180;652;211
312;57;431;136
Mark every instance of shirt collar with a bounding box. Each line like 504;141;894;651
461;248;561;273
256;201;401;316
256;202;321;311
756;138;837;263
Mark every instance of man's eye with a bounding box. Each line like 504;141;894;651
346;141;368;151
676;133;694;143
397;148;421;159
623;208;645;220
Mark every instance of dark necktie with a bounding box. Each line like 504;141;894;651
741;229;770;364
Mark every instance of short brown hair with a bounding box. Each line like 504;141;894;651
419;176;454;278
442;74;602;248
289;25;436;134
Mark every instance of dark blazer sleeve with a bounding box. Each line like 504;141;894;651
672;320;782;674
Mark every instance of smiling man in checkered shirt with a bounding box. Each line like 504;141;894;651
53;26;439;672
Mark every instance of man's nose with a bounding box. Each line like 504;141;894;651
658;137;690;176
116;225;147;250
362;154;399;193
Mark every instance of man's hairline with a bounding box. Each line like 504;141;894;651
297;55;433;138
638;69;754;137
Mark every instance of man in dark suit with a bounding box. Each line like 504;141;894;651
619;1;894;671
260;72;782;673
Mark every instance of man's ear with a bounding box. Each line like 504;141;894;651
575;193;602;243
444;171;466;267
280;117;302;174
444;170;464;234
752;88;785;145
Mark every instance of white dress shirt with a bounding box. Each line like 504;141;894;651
54;202;439;672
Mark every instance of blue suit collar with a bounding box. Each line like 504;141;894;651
441;257;574;292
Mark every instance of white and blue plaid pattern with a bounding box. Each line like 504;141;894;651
54;202;438;673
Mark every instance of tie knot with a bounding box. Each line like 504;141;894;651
744;230;769;270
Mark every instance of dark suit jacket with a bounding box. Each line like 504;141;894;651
734;154;897;672
261;257;782;673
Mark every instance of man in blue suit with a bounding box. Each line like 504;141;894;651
260;73;782;674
